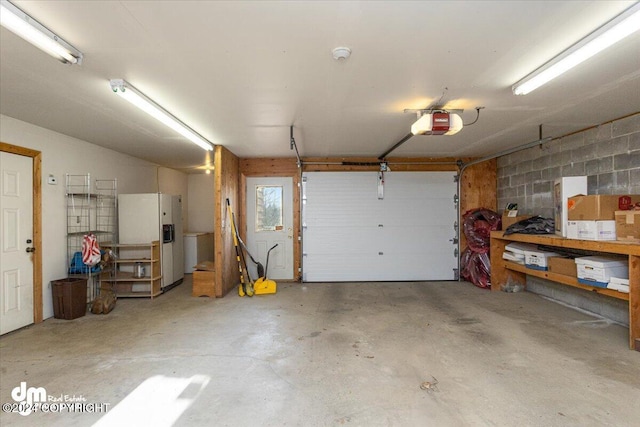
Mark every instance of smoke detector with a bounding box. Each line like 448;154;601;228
332;47;351;60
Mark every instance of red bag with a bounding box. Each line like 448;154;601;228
82;233;101;266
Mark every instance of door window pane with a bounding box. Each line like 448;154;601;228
256;185;283;231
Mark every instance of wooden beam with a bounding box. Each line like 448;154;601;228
214;146;240;297
460;159;498;251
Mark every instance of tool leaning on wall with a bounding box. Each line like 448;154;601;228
226;198;254;297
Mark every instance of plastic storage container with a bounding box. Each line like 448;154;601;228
575;256;629;288
524;249;560;271
51;278;87;319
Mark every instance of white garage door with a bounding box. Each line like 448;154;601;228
302;171;458;282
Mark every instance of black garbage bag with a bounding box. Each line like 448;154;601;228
503;215;555;236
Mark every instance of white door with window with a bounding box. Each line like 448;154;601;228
0;152;34;334
246;177;294;280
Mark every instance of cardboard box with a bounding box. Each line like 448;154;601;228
575;256;628;288
548;257;577;277
553;177;587;237
524;249;560;271
566;220;616;241
615;210;640;243
567;194;640;221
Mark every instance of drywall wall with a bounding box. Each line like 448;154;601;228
187;173;215;232
158;166;189;231
0;114;187;320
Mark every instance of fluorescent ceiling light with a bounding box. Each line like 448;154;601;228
411;112;463;136
512;2;640;95
109;79;214;151
0;0;83;64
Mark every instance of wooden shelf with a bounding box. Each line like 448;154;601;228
115;292;162;298
490;231;640;255
490;231;639;351
501;260;629;301
101;241;162;299
103;272;162;282
113;258;158;263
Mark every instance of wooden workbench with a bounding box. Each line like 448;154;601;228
489;231;640;351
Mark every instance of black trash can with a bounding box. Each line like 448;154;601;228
51;278;87;320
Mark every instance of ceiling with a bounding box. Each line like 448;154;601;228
1;1;639;173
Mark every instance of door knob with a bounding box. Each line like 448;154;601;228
26;247;36;253
287;227;293;239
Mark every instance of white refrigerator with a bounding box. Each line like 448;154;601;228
118;193;184;289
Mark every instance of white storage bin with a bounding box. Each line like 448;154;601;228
505;242;537;255
607;276;630;293
524;249;560;271
503;242;537;265
575;256;629;288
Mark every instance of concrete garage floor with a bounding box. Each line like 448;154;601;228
1;278;639;427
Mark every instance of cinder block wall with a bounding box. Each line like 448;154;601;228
496;113;639;325
497;113;640;217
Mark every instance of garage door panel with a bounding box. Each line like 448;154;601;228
302;171;458;281
385;172;455;198
304;252;455;282
379;204;456;226
305;226;456;254
305;202;455;227
303;253;385;282
304;227;381;253
304;213;384;227
380;226;455;252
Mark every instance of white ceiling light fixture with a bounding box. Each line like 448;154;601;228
0;0;83;64
512;2;640;95
411;111;463;136
109;79;214;151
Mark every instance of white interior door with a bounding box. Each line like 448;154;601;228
1;152;34;334
246;177;294;280
302;171;458;282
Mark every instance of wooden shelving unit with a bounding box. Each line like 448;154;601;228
102;241;162;298
490;231;640;351
501;259;629;301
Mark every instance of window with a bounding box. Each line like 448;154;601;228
255;185;283;232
